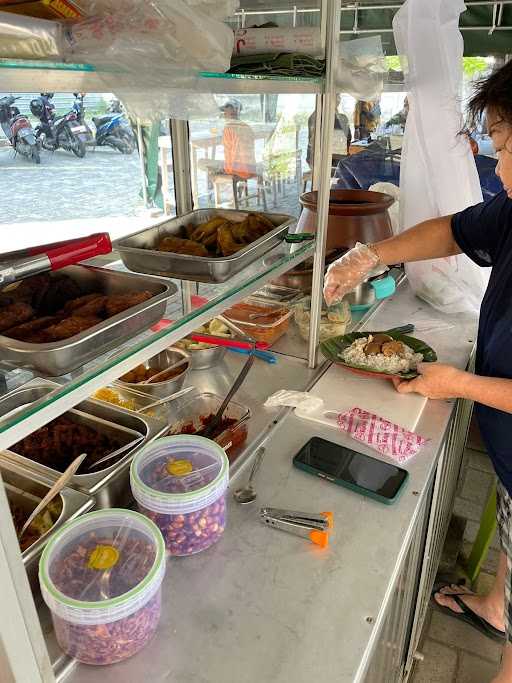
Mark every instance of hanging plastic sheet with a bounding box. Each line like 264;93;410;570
393;0;487;315
0;1;238;121
337;36;386;101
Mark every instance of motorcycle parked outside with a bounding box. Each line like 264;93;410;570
0;95;40;164
30;94;86;158
91;110;135;154
70;93;135;154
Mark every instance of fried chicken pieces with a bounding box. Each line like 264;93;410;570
0;273;153;344
154;212;275;258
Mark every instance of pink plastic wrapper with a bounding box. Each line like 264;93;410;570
336;407;427;463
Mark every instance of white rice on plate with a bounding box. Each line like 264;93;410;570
340;336;424;374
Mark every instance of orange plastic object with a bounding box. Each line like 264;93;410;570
309;530;329;548
321;511;334;529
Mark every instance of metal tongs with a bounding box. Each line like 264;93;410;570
259;507;334;548
0;233;112;288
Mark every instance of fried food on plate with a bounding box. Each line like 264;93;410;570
42;316;102;341
217;224;245;257
0;302;34;333
104;291;152;317
157;235;209;257
3;316;59;342
61;293;106;317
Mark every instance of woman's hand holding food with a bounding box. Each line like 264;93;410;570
392;363;466;399
323;243;380;306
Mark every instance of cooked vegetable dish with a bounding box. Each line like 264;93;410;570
0;273;152;343
11;415;122;472
10;498;62;552
153;212;275;258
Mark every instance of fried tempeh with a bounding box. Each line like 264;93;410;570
0;302;34;333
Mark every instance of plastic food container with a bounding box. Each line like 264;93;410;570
167;391;250;454
39;509;165;666
293;298;351;342
222;298;292;345
131;435;229;557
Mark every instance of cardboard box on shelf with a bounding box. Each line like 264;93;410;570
0;0;82;20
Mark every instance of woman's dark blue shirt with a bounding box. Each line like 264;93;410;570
452;190;512;494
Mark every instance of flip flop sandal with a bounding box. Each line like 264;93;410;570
431;583;505;642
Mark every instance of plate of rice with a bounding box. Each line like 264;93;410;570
320;331;437;380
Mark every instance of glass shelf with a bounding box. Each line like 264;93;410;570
0;59;323;94
0;240;314;448
0;59;95;72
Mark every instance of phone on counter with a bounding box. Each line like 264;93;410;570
293;436;408;505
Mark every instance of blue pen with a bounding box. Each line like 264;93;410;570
227;347;277;364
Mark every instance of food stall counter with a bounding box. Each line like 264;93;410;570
64;282;478;683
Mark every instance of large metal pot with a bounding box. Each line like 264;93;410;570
297;189;394;251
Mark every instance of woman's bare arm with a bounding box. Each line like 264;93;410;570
371;215;461;265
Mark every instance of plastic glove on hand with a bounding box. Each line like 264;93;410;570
323;242;380;306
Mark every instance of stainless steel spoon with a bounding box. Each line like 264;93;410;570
233;447;266;504
18;453;87;541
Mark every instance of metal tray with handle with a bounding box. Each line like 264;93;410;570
0;265;177;376
113;208;296;283
0;379;168;508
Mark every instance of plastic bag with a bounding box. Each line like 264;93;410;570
264;390;324;414
0;11;63;59
337;36;386;100
393;0;487;315
62;0;235;120
369;182;400;234
233;27;322;57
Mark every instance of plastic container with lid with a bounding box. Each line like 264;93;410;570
39;509;166;666
222;297;292;345
131;435;229;557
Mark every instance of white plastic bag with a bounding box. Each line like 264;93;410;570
71;1;235;120
369;182;400;234
393;0;487;315
337;36;386;101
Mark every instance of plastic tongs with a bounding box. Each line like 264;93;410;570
0;233;112;288
260;507;334;548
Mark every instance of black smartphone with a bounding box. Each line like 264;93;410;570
293;436;409;505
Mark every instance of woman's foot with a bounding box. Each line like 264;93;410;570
433;584;505;633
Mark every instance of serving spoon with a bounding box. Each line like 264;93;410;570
18;453;87;542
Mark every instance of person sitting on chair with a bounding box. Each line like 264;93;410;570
199;98;256;184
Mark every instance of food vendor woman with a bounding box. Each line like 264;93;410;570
323;61;512;683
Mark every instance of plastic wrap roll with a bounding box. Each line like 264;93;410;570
233;27;322;57
0;10;63;59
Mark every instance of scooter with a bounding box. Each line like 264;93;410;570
91;111;135;154
0;95;40;164
30;94;86;158
71;93;134;154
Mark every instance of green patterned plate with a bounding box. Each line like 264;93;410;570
320;331;437;380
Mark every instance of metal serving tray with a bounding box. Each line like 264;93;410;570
114;208;296;283
0;379;168;508
0;265;177;376
2;460;94;591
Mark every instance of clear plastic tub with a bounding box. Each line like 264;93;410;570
167;391;250;450
222;298;292;345
39;509;166;666
131;435;229;557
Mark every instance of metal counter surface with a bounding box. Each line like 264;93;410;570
66;284;478;683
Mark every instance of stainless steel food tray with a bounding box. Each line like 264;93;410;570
114;208;296;283
2;460;94;591
0;265;177;376
0;379;168;508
